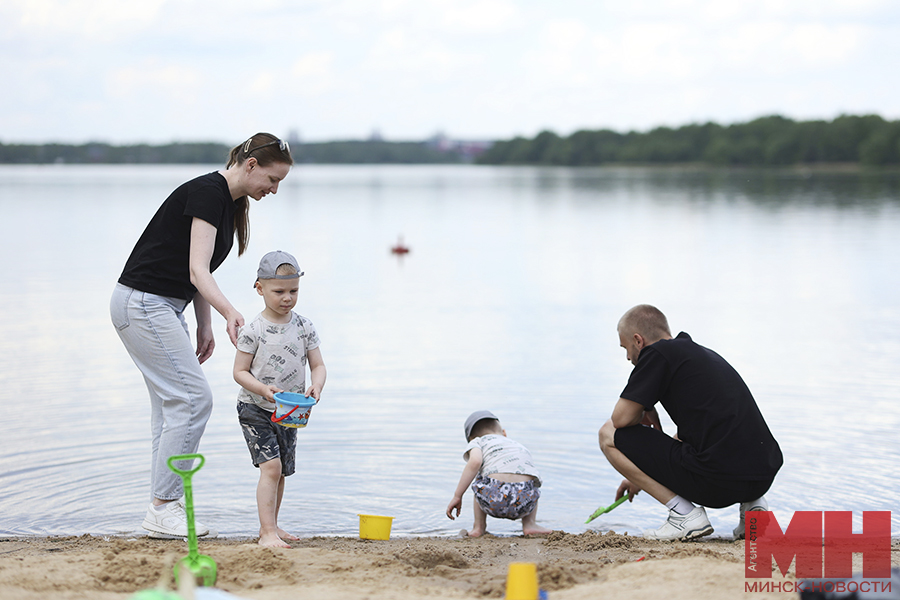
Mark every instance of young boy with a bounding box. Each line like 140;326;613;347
234;250;326;548
446;410;552;537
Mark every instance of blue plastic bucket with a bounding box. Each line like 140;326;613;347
271;392;316;428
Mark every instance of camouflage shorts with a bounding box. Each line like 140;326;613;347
471;475;540;520
237;402;297;476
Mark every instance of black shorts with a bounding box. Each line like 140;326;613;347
614;425;773;508
237;402;297;476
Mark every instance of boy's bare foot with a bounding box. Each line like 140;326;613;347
523;524;553;536
278;528;300;541
465;527;486;538
258;532;291;548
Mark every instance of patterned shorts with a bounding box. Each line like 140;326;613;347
237;402;297;476
471;475;541;520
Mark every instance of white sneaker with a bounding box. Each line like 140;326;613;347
644;506;714;540
142;499;210;537
733;496;769;540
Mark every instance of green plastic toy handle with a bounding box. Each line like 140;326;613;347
167;453;205;477
585;493;630;524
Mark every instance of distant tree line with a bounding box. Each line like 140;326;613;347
0;142;230;164
0;139;466;164
4;115;899;166
476;115;900;166
291;140;463;164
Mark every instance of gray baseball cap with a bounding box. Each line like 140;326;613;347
464;410;498;440
256;251;304;285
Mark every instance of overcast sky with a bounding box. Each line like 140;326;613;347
2;0;898;144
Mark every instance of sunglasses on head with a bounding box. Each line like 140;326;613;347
242;137;290;156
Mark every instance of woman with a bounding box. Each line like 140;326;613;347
110;133;293;537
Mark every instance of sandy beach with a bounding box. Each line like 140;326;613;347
2;531;897;600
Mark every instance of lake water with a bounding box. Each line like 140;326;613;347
0;164;898;539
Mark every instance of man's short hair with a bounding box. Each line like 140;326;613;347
618;304;671;341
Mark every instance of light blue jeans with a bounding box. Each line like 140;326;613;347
110;283;213;501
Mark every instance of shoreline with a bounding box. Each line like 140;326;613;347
2;532;897;600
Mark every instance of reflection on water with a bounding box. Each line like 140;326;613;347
0;165;898;538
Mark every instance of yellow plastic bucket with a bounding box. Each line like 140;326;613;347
358;514;393;540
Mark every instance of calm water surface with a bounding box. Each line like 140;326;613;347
0;164;898;538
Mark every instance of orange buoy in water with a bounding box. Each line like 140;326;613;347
391;236;410;255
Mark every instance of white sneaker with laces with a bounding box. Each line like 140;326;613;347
733;496;769;540
142;498;210;537
644;506;714;540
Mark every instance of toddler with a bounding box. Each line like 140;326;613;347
446;410;552;537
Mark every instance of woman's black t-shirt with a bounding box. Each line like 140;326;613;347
620;332;783;481
118;172;235;301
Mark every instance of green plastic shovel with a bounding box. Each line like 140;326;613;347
167;453;217;587
585;494;630;524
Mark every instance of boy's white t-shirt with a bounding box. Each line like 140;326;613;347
464;434;542;485
236;311;320;411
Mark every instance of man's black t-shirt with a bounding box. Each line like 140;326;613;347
119;172;235;301
620;332;782;481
